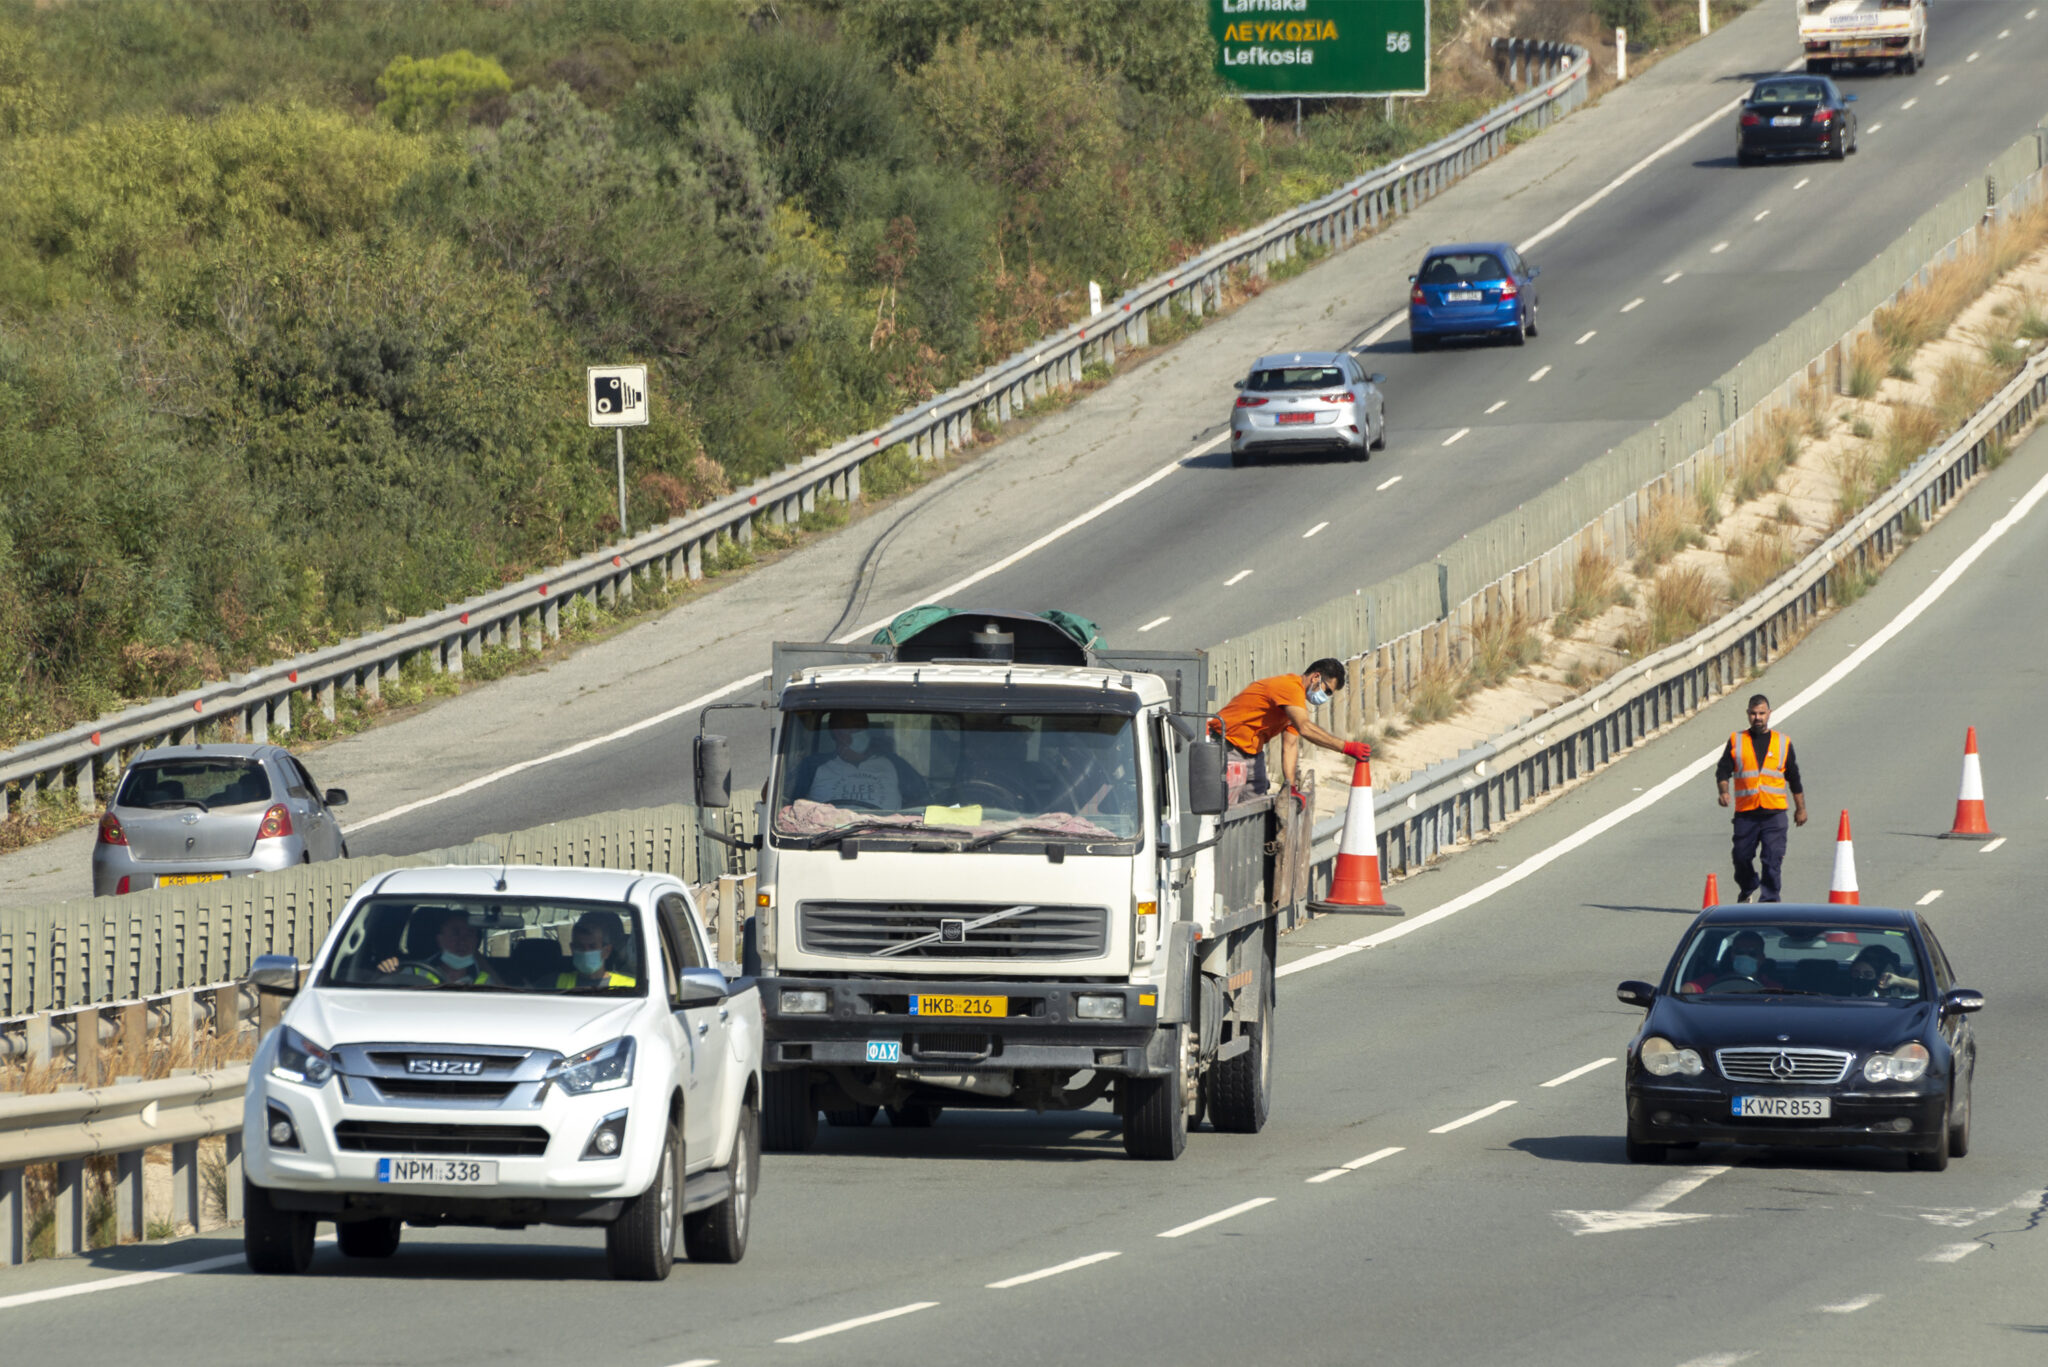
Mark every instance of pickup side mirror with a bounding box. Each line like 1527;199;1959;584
323;788;349;808
1187;739;1228;816
251;954;301;995
1616;980;1656;1009
676;967;730;1008
694;734;732;808
1942;987;1985;1014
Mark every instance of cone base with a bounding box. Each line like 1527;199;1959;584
1937;830;1997;840
1309;900;1404;917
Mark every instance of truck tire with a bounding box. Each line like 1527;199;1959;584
606;1121;680;1280
762;1068;818;1152
336;1217;401;1259
826;1104;880;1127
243;1178;316;1275
1208;938;1275;1134
684;1100;758;1264
1805;57;1832;74
1122;1026;1189;1161
885;1102;942;1128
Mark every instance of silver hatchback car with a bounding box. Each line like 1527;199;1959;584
92;744;350;897
1229;350;1387;467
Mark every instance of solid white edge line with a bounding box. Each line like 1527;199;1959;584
775;1302;939;1344
1344;1145;1405;1169
1541;1057;1617;1088
1277;461;2048;983
1916;890;1943;905
1430;1099;1517;1134
1443;428;1471;447
1979;837;2006;853
1157;1197;1275;1239
0;1252;248;1311
987;1251;1121;1289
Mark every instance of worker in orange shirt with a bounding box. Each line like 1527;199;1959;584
1216;658;1368;796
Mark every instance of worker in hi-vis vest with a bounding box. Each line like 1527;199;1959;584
1715;694;1808;902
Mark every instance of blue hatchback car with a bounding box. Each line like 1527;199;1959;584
1407;241;1540;350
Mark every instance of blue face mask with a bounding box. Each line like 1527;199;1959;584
573;949;606;976
439;951;476;971
846;731;872;754
1730;954;1760;977
1307;688;1331;707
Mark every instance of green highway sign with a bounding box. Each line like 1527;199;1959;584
1209;0;1430;98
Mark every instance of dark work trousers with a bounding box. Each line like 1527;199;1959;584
1731;807;1791;902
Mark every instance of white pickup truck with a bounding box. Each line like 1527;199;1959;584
240;865;762;1280
1798;0;1927;74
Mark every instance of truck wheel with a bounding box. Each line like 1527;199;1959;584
1122;1026;1189;1161
336;1218;401;1259
885;1102;942;1128
762;1069;818;1152
1805;57;1832;74
243;1178;316;1275
606;1121;680;1280
684;1100;758;1264
1208;942;1275;1134
825;1104;879;1127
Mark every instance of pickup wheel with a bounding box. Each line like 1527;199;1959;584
1122;1026;1189;1161
825;1104;879;1127
336;1218;401;1259
885;1102;942;1128
684;1100;758;1264
606;1121;680;1280
1207;938;1275;1134
243;1178;316;1275
762;1068;818;1152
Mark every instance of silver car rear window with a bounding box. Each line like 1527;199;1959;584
118;758;273;809
1246;366;1346;391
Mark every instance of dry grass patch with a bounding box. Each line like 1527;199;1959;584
1846;331;1888;399
1404;655;1465;726
1726;529;1798;602
1798;379;1830;439
1555;542;1624;635
1932;355;2000;434
1881;403;1942;483
1734;410;1800;504
1467;612;1541;688
1623;566;1725;655
2018;286;2048;342
1630;490;1706;575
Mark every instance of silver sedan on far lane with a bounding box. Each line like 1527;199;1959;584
1228;350;1386;468
92;744;350;896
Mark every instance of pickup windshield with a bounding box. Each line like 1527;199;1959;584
772;709;1138;848
317;896;647;994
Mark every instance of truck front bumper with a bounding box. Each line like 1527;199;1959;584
761;976;1172;1076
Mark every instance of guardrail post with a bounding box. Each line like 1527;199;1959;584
74;1007;99;1084
3;1166;24;1265
528;607;545;654
26;1013;51;1067
214;983;242;1042
55;1158;84;1256
224;1134;244;1222
171;1140;199;1232
117;1150;146;1244
686;540;705;581
170;989;194;1060
274;690;292;736
544;599;561;641
317;679;336;722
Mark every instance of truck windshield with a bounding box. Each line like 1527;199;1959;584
316;897;648;994
772;709;1139;848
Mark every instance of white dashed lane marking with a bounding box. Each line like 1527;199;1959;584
1980;837;2006;853
777;1303;939;1344
1542;1058;1616;1088
1663;271;1683;283
1867;122;1883;134
987;1252;1120;1289
1937;73;1951;84
1225;569;1253;586
1917;889;1943;905
1794;177;1810;189
1621;297;1644;313
1575;331;1597;345
1303;521;1328;538
1158;1198;1275;1239
1966;50;1980;62
1485;400;1507;414
1311;1145;1405;1182
1529;365;1552;382
1431;1100;1517;1134
1676;1352;1757;1367
1901;98;1918;110
1138;616;1170;633
1820;1295;1883;1314
1924;1242;1984;1263
1711;241;1729;253
1754;209;1770;222
1443;427;1471;447
1376;475;1402;491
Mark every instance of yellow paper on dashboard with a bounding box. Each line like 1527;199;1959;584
924;804;984;827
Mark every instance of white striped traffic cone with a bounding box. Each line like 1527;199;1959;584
1828;810;1859;905
1310;759;1401;916
1939;726;1996;838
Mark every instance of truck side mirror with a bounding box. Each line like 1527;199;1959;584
1187;739;1228;816
694;734;732;808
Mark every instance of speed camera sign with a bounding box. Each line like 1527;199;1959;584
587;365;650;427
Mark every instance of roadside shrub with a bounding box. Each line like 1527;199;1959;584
1555;541;1620;636
1404;655;1465;726
1631;491;1704;575
1626;566;1723;653
1845;332;1887;399
1850;416;1874;440
1725;530;1796;602
1695;463;1726;532
1467;612;1540;689
2017;287;2048;342
1827;556;1879;606
859;446;923;500
1880;405;1941;483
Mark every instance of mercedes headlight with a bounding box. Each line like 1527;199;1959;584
547;1037;636;1095
270;1025;335;1086
1640;1035;1704;1077
1862;1042;1930;1082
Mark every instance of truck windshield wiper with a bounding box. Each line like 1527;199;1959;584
789;820;940;850
959;824;1107;852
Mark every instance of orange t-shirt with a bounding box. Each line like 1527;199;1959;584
1219;673;1308;754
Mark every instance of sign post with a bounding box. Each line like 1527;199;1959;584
587;364;649;536
1208;0;1430;100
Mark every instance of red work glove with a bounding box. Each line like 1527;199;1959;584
1341;742;1371;761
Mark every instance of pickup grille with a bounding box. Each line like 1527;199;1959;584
366;1078;519;1102
332;1122;551;1157
797;901;1108;960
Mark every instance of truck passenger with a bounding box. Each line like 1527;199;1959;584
802;710;903;811
1217;658;1369;795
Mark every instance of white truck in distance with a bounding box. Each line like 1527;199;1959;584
1798;0;1927;74
241;865;762;1281
694;608;1316;1161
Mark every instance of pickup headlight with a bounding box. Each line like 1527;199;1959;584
270;1025;335;1086
547;1037;636;1095
1640;1035;1704;1077
1863;1042;1930;1082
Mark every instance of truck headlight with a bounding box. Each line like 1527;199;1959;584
781;989;829;1014
547;1037;635;1095
1863;1042;1930;1082
271;1025;335;1086
1640;1035;1703;1077
1076;994;1127;1020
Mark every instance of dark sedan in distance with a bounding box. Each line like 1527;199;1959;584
1738;75;1858;165
1618;904;1981;1170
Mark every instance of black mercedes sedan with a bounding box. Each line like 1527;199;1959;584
1618;904;1982;1169
1737;75;1858;165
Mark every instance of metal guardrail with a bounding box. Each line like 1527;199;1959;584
0;41;1591;821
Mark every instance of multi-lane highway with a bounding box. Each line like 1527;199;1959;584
7;368;2047;1367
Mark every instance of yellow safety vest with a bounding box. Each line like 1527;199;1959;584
1729;731;1790;812
407;962;494;986
555;971;636;989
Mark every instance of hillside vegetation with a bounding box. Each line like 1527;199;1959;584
0;0;1681;746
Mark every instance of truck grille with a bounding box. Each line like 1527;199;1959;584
332;1121;550;1157
1716;1047;1852;1084
797;901;1109;960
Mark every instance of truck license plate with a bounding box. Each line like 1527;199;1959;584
910;994;1006;1018
1733;1096;1830;1119
377;1157;497;1185
865;1040;901;1063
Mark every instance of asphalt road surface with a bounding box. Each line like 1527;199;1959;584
6;379;2047;1365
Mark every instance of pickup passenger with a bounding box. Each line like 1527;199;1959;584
556;910;637;989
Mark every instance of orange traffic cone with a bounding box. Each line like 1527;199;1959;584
1310;759;1401;916
1702;873;1721;908
1828;810;1859;905
1939;726;1996;839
